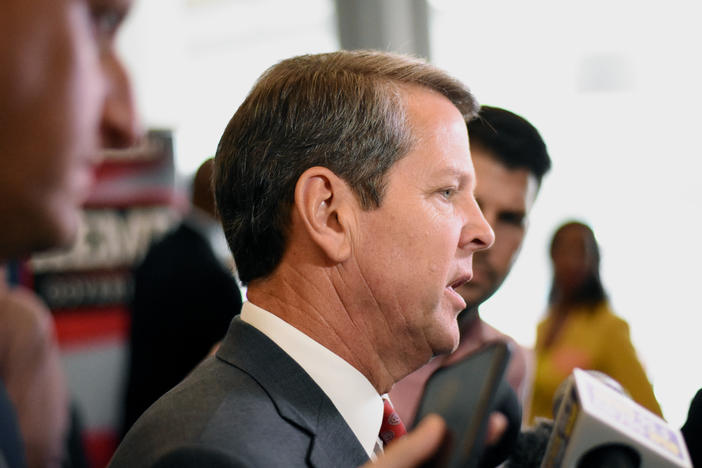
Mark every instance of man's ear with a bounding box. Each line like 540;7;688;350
294;167;354;263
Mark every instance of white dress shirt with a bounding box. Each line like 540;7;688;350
241;301;383;458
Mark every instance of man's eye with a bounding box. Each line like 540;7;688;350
440;188;455;199
91;7;124;40
499;212;525;227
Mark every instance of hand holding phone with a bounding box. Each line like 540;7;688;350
414;341;514;468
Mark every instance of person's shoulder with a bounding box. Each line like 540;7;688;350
148;445;248;468
535;313;550;330
593;302;626;324
479;319;519;347
135;222;218;278
163;355;277;413
478;319;504;340
142;222;202;256
111;359;296;467
590;302;632;339
480;319;530;358
0;285;54;344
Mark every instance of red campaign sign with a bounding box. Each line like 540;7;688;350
14;129;185;468
86;129;180;209
26;130;184;345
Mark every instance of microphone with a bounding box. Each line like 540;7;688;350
540;369;693;468
505;419;553;468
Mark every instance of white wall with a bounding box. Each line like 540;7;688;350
430;0;702;427
117;0;338;177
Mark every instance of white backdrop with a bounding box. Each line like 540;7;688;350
430;0;702;427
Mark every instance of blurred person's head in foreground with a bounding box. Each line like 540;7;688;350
0;0;139;261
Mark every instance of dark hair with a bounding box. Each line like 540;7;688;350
467;106;551;184
214;50;479;284
192;158;216;218
548;221;607;307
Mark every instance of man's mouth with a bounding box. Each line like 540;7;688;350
448;274;472;291
446;273;473;310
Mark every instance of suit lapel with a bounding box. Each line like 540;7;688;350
216;317;370;467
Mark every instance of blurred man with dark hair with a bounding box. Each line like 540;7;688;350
0;0;138;464
111;50;495;467
122;158;243;436
391;106;552;427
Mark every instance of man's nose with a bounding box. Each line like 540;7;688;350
459;198;495;252
101;52;141;149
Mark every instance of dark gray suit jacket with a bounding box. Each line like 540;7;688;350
109;317;370;467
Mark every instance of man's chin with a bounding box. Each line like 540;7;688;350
430;322;461;358
431;342;459;359
37;207;81;254
457;284;485;304
457;282;500;310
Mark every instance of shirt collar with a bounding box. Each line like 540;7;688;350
241;301;383;458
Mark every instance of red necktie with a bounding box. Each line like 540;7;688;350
379;397;407;446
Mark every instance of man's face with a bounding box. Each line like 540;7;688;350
0;0;137;259
455;149;538;312
352;87;494;371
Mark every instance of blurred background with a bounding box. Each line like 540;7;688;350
21;0;702;465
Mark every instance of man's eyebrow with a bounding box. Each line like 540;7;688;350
430;165;472;181
90;0;132;15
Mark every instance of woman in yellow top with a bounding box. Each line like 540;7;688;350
529;221;662;424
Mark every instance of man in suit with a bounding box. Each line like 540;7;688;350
0;0;138;464
110;50;495;467
121;158;243;435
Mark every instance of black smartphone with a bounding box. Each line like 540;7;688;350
414;341;512;468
